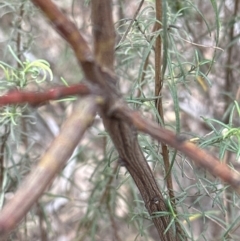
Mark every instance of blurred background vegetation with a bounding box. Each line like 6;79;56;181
0;0;240;240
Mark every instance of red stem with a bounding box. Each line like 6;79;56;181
0;84;92;106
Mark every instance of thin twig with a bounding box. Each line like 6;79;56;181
223;0;239;123
117;0;145;47
16;2;24;67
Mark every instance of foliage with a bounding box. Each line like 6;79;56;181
0;0;240;240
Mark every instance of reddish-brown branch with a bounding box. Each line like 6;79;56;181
0;84;92;106
116;105;240;193
31;0;117;94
